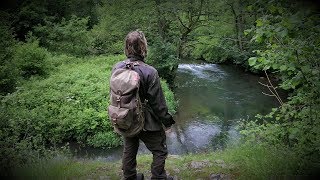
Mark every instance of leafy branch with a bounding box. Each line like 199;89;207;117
258;70;283;106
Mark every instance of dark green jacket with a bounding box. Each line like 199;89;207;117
111;56;175;131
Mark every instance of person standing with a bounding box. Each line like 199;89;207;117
110;30;175;180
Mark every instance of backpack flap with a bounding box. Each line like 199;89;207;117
110;69;140;96
108;105;132;130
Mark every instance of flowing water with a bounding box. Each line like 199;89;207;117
71;63;280;160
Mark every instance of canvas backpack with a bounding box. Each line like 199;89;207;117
108;60;145;137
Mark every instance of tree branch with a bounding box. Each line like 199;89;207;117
260;70;283;106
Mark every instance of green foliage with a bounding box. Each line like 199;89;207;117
89;17;125;55
190;5;234;62
0;99;70;176
160;79;178;114
90;0;154;55
147;39;179;85
0;17;49;94
34;16;91;56
243;0;320;161
2;55;121;144
2;0;319;177
0;55;116;174
0;54;177;173
13;0;47;40
0;64;17;95
0;18;15;62
13;40;50;78
0;21;18;95
174;0;255;68
11;0;99;40
87;131;122;148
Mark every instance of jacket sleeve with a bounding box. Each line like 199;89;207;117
146;72;175;128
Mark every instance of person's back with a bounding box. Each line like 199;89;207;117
109;30;175;179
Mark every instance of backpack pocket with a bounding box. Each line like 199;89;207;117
108;105;133;130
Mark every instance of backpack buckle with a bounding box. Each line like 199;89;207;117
117;90;122;95
126;63;132;69
125;61;139;69
116;96;121;108
112;118;117;125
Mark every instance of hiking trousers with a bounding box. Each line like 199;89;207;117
122;129;168;180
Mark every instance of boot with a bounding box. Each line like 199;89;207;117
137;173;144;180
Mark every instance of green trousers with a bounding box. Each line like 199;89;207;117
122;129;168;179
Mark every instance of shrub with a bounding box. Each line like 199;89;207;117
34;16;91;56
0;23;18;95
89;19;125;55
13;40;49;78
0;65;18;95
242;2;320;163
160;79;177;114
87;131;122;148
147;38;179;86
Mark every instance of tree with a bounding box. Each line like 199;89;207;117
169;0;212;58
0;14;18;95
244;0;320;159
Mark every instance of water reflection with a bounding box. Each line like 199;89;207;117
171;63;279;153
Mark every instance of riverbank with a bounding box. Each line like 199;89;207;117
14;143;313;179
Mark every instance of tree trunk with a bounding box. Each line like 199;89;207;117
154;0;167;40
230;0;244;52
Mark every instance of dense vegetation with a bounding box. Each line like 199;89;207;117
240;0;320;172
0;0;319;178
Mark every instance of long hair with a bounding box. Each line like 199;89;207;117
124;30;148;58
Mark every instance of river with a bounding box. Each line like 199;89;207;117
71;63;280;161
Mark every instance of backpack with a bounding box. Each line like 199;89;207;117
108;60;145;137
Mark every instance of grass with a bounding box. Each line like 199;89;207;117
13;143;303;180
